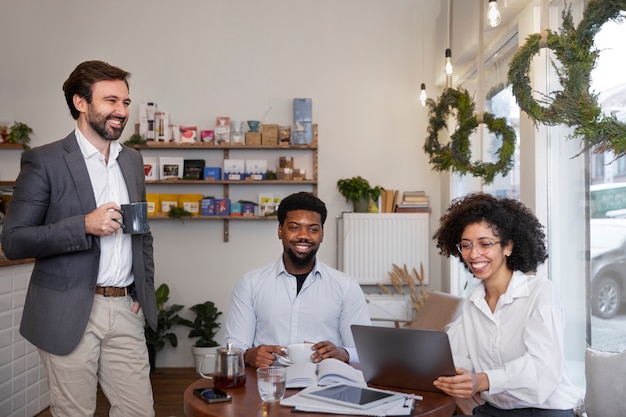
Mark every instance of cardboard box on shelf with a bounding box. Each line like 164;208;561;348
143;157;158;181
241;202;255;216
146;194;160;216
230;202;242;216
245;131;261;145
261;124;278;145
179;194;204;216
224;159;245;181
159;194;179;214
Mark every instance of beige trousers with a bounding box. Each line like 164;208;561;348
39;294;154;417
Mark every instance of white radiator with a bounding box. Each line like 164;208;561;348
337;213;430;285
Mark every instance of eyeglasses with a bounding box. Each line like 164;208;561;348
456;240;501;255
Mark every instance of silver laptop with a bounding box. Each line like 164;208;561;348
351;324;456;393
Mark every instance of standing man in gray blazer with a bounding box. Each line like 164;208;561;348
2;60;157;416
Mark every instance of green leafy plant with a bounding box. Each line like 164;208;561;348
179;301;222;347
4;122;33;149
123;133;147;147
336;176;383;203
145;283;184;355
168;206;192;220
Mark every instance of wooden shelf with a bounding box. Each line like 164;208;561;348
136;136;319;242
146;179;316;185
133;142;317;150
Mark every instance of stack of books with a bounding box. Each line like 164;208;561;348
380;189;400;213
395;191;430;213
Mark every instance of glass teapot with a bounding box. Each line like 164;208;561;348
200;339;246;389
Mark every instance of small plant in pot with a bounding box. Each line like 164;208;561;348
336;176;383;213
144;283;184;372
3;121;33;149
179;301;223;375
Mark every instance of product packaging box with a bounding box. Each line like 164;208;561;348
230;202;242;216
159;194;179;214
179;194;203;216
169;124;181;143
279;126;291;145
259;193;275;216
215;198;231;216
159;157;184;180
200;130;215;144
215;117;230;145
203;167;222;181
245;160;267;180
155;111;170;142
245;131;261;145
179;125;197;143
146;194;160;217
223;159;245;180
293;98;312;122
183;159;205;180
241;202;255;216
261;124;279;145
140;102;156;141
201;197;216;216
143;157;158;181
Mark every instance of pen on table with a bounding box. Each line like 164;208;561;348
405;393;423;401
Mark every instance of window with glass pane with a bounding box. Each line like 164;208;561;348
588;14;626;352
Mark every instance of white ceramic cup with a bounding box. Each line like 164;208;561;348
257;366;287;402
285;343;315;364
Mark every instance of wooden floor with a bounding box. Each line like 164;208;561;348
35;367;199;417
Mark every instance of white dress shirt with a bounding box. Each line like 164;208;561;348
224;256;371;362
75;129;133;288
447;270;583;410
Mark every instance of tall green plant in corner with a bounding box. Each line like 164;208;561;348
145;283;184;372
180;301;222;348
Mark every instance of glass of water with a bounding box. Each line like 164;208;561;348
256;366;287;402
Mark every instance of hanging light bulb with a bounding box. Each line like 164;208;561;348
487;0;501;28
445;48;453;76
420;83;427;106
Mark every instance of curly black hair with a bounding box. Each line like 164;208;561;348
433;192;547;273
277;192;327;226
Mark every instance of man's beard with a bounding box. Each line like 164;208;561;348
285;246;318;266
88;108;126;141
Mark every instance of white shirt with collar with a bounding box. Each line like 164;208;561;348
447;270;583;410
224;256;371;362
75;128;133;288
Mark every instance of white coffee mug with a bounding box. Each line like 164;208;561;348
285;343;314;364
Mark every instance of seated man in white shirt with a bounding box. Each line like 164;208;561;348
224;192;371;368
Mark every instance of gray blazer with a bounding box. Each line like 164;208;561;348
1;132;157;355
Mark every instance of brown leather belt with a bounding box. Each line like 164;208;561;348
95;286;129;297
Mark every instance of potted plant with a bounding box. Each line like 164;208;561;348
336;176;383;213
145;283;185;372
3;121;33;149
179;301;223;375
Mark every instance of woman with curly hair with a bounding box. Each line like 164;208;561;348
432;193;582;417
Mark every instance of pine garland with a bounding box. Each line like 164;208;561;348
508;0;626;156
424;88;517;184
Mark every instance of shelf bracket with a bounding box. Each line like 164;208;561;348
223;219;229;242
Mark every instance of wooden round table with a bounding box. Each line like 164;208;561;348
184;366;456;417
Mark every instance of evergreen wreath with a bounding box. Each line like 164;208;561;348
424;88;517;184
508;0;626;156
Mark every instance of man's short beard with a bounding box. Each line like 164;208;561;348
286;247;317;266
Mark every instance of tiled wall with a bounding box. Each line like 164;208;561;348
0;263;49;417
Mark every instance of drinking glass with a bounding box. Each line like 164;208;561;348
256;366;287;402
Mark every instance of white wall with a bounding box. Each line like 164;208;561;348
0;0;447;367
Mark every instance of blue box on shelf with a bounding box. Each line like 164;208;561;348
241;202;255;216
201;198;215;216
204;167;222;181
215;198;230;216
230;202;242;216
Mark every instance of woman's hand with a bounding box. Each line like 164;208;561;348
433;367;488;398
